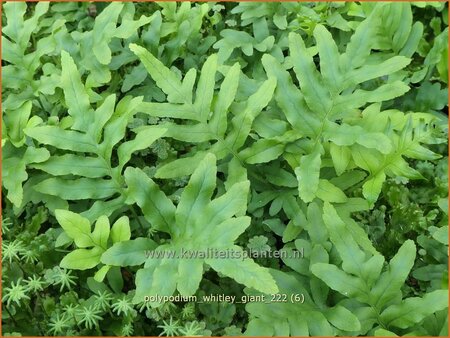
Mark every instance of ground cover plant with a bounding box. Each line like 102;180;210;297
1;1;449;336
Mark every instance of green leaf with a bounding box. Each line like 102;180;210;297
239;139;284;164
101;238;157;266
194;54;217;122
400;21;423;57
329;143;351;176
90;94;116;143
60;247;104;270
34;178;118;200
102;96;144;158
60;51;92;132
311;263;369;302
124;167;176;233
304;202;329;245
2;2;27;43
245;269;348;336
25;126;97;153
330;83;410;116
204;181;250;228
31;154;109;178
282;221;302;243
2;146;50;207
225;156;248;191
345;56;411;86
94;265;111;282
54;210;93;248
117;126;167;170
338;214;378;256
380;290;448;329
322;202;365;275
148;262;179;302
204;217;251;247
177;259;204;296
404;143;441;161
4;101;32;147
206;246;278;294
227;77;277;150
129;43;189;104
134;153;272;299
114;12;153;39
282;195;307;227
324;305;361;331
55;232;72;248
209;63;241;137
295;146;321;203
363;172;386;205
374;328;398;336
155;151;208;179
92;3;124;65
139;102;198;120
386;157;424;179
314;24;342;94
262;53;320;136
110;216;131;244
376;3;413;53
370;240;416;309
81;196;127;223
324;123;392;154
352;146;384;173
341;7;379;70
316;180;347;203
175;153;217;232
289;32;332;116
246;319;275;336
163;123;213;143
133;268;155;303
91;216;110;250
432;226;448;245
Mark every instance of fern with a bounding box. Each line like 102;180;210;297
245;202;448;336
2;2;58;122
2;2;447;336
245;269;360;336
130;43;276;178
2;145;50;210
310;203;448;335
102;153;278;304
261;4;444;206
23;52;166;221
53;210;144;283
